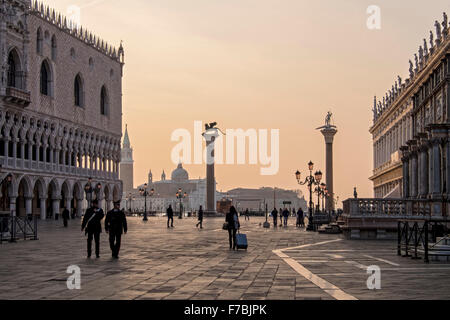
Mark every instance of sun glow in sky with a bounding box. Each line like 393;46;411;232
43;0;449;204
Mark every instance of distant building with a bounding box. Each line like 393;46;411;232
226;187;307;212
120;125;133;194
0;0;124;219
370;13;449;209
122;161;220;213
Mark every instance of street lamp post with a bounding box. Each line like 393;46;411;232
314;182;327;213
176;188;187;219
295;161;322;231
139;183;154;222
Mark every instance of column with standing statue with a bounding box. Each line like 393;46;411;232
317;112;338;212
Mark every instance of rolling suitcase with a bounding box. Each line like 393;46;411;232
235;232;248;250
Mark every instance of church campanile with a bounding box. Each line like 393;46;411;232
120;124;134;194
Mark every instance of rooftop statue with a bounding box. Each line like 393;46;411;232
443;12;448;31
430;30;434;48
435;20;442;40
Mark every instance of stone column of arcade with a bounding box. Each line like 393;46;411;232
202;124;220;216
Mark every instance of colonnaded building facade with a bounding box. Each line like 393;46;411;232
370;13;449;214
0;0;124;219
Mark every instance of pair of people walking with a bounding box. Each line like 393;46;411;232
82;199;127;259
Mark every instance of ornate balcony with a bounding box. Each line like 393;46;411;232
3;86;31;107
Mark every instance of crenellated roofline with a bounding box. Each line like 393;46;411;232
29;0;125;64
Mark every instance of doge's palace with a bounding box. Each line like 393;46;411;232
0;0;124;219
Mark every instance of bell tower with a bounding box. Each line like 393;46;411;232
120;124;134;194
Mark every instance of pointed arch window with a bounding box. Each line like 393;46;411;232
36;28;43;54
100;86;109;115
40;61;52;96
7;51;22;88
74;74;84;107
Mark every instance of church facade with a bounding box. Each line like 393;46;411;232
0;0;124;219
370;13;449;215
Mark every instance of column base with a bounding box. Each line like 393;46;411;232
204;211;221;217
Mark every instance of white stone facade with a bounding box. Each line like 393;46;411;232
0;0;124;219
370;13;449;216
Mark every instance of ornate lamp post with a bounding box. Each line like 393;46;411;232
176;188;188;219
314;182;327;213
295;161;322;231
139;183;154;221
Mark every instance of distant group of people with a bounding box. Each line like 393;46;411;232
271;207;305;228
77;199;308;259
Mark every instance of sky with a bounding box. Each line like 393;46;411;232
43;0;450;205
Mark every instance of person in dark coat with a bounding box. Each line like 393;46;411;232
296;208;304;228
271;208;278;227
105;201;127;259
62;207;70;227
244;209;250;221
196;205;204;229
167;205;174;228
282;208;289;226
81;199;105;258
279;208;283;227
225;206;240;250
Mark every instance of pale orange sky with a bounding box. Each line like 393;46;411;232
44;0;449;205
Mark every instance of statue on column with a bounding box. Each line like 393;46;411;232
414;53;419;70
317;112;336;130
325;112;332;127
398;75;402;87
430;31;434;48
419;45;424;63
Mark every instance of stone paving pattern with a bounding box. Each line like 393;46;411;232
1;216;450;300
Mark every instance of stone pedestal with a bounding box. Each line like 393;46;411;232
321;127;337;211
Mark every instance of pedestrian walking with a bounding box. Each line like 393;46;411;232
167;205;174;228
62;207;70;228
196;205;204;229
81;199;105;258
279;208;283;227
271;208;278;227
283;208;289;227
225;206;240;250
296;208;304;228
105;201;128;259
244;209;250;221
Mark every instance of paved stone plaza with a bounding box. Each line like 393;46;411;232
1;216;450;300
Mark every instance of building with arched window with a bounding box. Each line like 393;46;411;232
0;0;126;220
